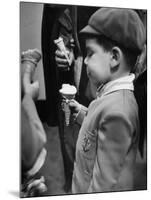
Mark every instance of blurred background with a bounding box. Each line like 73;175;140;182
20;2;45;99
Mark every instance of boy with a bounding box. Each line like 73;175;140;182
68;8;146;193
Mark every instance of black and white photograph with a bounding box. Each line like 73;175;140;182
0;0;149;199
20;1;147;198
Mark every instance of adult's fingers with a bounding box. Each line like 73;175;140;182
55;50;66;58
55;56;68;65
57;65;69;71
55;57;69;71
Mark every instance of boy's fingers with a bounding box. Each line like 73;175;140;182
70;99;77;103
69;100;77;108
32;81;39;91
62;99;68;104
23;71;30;87
61;102;65;111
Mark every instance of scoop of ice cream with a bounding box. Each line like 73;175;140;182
21;49;41;64
59;84;77;96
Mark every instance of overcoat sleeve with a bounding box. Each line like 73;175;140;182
87;111;132;192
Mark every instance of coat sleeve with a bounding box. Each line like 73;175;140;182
87;111;132;192
21;94;47;173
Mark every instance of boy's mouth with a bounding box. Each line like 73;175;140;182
87;71;90;78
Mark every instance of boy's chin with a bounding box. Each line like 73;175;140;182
89;78;99;88
87;73;101;87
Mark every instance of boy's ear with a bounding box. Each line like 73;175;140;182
110;47;122;69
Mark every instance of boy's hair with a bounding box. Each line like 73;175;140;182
84;34;139;72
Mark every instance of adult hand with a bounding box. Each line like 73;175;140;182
55;48;74;71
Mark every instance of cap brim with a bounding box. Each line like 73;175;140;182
80;25;100;35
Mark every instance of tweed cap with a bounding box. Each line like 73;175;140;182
80;8;146;53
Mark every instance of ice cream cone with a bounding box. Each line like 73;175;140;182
54;37;70;65
21;49;41;65
21;49;41;81
63;102;71;126
59;84;77;126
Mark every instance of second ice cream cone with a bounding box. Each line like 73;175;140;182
59;84;77;126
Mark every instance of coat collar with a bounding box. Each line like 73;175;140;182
96;73;135;98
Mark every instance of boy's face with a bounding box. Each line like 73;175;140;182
84;38;111;87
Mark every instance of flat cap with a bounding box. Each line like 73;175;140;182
80;8;146;53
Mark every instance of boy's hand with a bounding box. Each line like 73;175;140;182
21;49;41;100
68;99;82;119
23;79;40;100
22;65;39;100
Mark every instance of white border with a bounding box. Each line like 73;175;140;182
0;0;150;199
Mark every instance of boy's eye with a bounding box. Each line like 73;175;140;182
87;51;93;57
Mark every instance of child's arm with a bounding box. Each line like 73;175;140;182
69;99;88;125
87;111;133;192
22;94;47;173
21;49;46;174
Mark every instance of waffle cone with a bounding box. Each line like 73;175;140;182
63;103;71;126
